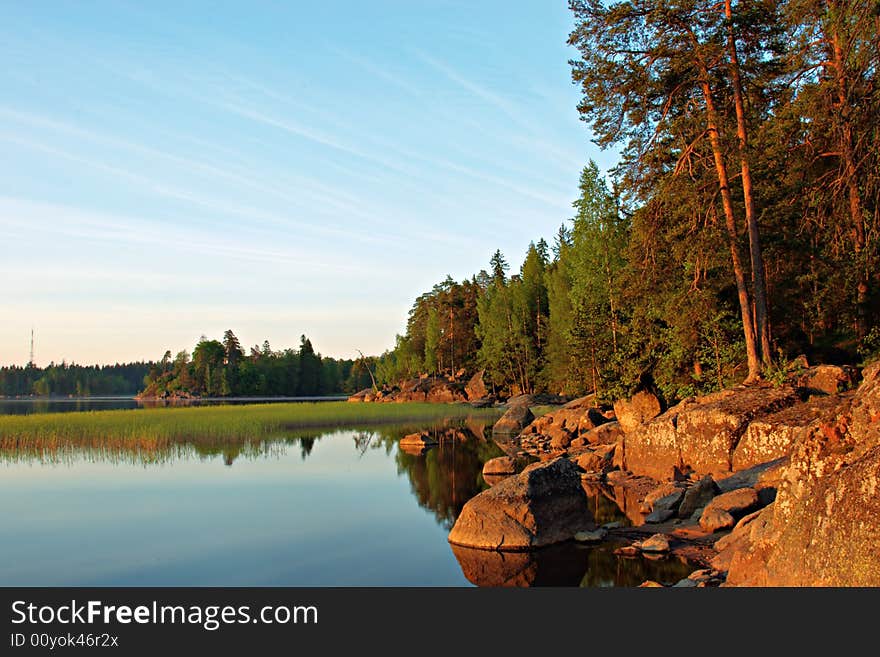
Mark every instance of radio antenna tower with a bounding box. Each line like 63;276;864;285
29;328;34;367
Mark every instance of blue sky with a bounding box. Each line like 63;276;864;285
0;1;614;365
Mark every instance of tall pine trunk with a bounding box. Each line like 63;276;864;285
700;72;762;383
725;0;773;363
827;12;869;339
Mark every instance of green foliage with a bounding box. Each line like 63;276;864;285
424;308;441;373
857;328;880;363
762;350;807;388
141;330;359;398
375;275;482;385
0;361;152;397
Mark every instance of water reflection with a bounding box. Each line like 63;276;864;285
452;543;693;587
0;417;695;586
394;432;504;530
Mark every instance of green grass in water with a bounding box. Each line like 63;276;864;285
0;402;501;457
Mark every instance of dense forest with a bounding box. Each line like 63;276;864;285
370;1;879;402
140;330;371;398
2;332;370;399
0;362;153;397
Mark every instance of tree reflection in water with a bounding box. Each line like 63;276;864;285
392;427;504;529
0;416;699;586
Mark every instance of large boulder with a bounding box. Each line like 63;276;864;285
674;385;799;476
621;385;800;480
347;388;372;402
399;432;438;449
724;362;880;585
447;458;594;551
465;370;488;401
678;475;721;519
617;402;687;481
699;487;759;532
613;391;662;433
579;421;624;446
492;404;535;436
732;396;842;471
426;381;467;403
572;444;615;474
482;456;519;476
796;364;858;396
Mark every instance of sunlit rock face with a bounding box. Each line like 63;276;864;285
724;362;880;586
620;385;800;480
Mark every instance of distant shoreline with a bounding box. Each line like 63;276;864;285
0;394;350;402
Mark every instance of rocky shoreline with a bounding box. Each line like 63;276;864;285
447;362;879;587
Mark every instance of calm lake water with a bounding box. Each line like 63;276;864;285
0;410;693;586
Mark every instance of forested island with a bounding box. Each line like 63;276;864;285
2;333;371;399
138;332;371;399
0;362;152;397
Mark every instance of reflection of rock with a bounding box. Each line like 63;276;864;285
452;545;540;586
392;421;503;529
481;455;534;486
453;540;696;588
605;474;659;526
491;434;523;458
448;458;593;550
464;417;489;442
451;543;587;587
